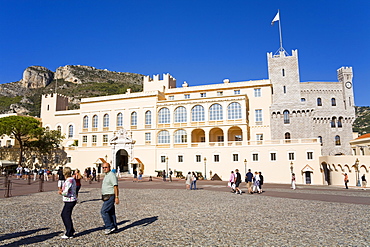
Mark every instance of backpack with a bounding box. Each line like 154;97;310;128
38;169;44;175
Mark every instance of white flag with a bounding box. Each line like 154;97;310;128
271;11;280;25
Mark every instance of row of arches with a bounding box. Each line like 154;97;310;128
81;102;244;129
157;126;243;144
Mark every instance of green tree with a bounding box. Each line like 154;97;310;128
27;129;65;157
0;116;43;166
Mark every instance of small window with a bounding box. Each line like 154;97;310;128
254;88;261;97
288;152;295;161
82;136;87;143
285;132;291;140
178;155;183;162
335;135;341;146
103;134;108;143
233;154;239;162
282;69;285;76
331;98;336;106
283;86;286;94
255;109;263;122
301;98;306;102
307;152;313;160
256;134;263;141
92;135;97;143
145;132;151;141
196;155;201;162
169;96;174;100
283;110;290;124
317;98;322;106
214;154;220;162
200;93;206;98
338;117;343;128
217;91;224;96
331;117;336;128
234;90;240;95
184;94;190;99
161;156;166;163
67;157;72;163
252;153;259;161
318;136;323;146
270;153;276;161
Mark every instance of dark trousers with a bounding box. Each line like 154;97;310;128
61;201;76;237
345;181;348;189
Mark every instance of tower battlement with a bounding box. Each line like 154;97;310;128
143;73;176;92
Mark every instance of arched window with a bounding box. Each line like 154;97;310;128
158;130;170;144
338;117;343;128
68;125;74;138
117;113;123;127
331;98;336;106
283;110;290;124
92;115;98;128
331;117;336;128
191;105;205;122
227;102;242;120
335;135;341;146
285;132;291;139
158;108;170;124
145;111;152;125
174;129;187;143
103;114;109;128
317;98;322;106
83;115;89;129
45;126;50;131
131;112;137;126
57;125;62;133
174;106;187;123
210;104;223;121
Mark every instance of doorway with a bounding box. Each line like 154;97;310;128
305;171;312;184
116;149;128;173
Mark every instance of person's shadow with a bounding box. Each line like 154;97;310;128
75;216;158;237
1;228;63;246
117;216;158;233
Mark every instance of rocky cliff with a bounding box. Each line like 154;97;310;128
0;65;143;116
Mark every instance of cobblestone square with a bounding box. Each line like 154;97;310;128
1;180;369;246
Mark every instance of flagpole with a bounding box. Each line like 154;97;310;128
277;10;283;51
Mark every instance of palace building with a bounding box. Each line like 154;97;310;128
40;49;361;185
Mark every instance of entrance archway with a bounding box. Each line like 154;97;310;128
116;149;129;173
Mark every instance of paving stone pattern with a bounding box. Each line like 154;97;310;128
1;183;369;246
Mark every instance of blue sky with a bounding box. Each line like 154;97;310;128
1;0;369;106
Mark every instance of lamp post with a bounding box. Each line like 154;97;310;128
244;159;247;176
355;158;361;187
204;157;207;180
166;156;169;178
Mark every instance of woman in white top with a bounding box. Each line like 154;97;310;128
252;171;261;193
59;167;77;239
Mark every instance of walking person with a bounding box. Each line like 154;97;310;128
43;168;49;181
291;173;296;190
92;168;97;181
133;169;138;182
162;170;166;181
190;172;197;190
252;171;261;193
73;169;82;198
259;171;264;193
33;167;38;181
185;171;192;190
343;173;349;189
229;170;236;192
169;169;173;182
101;163;119;235
245;169;253;194
59;167;77;239
57;167;66;192
361;174;367;190
234;169;242;195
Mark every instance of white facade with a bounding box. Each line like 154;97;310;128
39;49;365;185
